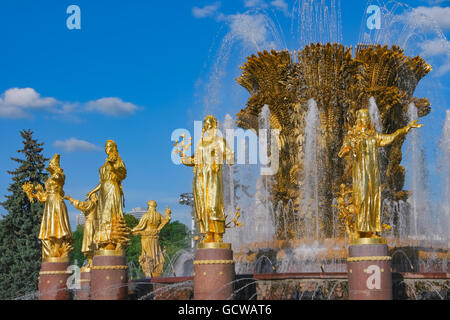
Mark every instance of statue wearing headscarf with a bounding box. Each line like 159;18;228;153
338;108;423;238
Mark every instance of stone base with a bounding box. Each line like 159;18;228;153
91;252;128;300
38;260;71;300
348;241;392;300
193;243;235;300
76;271;91;300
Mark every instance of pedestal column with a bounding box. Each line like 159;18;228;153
347;238;392;300
76;271;91;300
38;257;71;300
194;243;235;300
90;250;128;300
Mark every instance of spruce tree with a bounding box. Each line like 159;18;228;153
0;130;48;299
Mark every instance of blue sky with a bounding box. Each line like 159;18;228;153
0;0;449;229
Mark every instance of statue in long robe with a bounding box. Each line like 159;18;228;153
87;140;129;251
338;108;422;238
23;154;72;260
179;115;234;243
131;201;171;277
65;193;98;270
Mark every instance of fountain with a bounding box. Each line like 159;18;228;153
9;1;449;301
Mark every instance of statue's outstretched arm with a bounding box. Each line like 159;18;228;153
158;206;172;231
338;135;351;158
132;216;148;234
87;184;101;198
180;156;195;167
35;184;47;203
377;120;423;147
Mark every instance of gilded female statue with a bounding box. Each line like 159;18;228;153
338;108;423;238
178;115;234;243
87;140;129;251
131;200;171;277
65;193;98;270
22;154;72;260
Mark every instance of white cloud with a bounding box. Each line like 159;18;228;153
53;138;101;152
419;38;450;76
85;97;139;116
225;13;276;50
421;0;450;5
244;0;268;8
399;6;450;31
192;3;221;18
0;87;141;119
0;87;58;118
270;0;289;15
438;62;450;75
420;38;450;56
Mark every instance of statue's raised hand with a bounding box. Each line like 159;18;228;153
407;120;423;132
165;206;172;218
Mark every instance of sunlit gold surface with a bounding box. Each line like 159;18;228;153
94;249;125;256
65;193;98;270
44;256;70;263
197;242;232;250
350;237;387;245
22;154;73;259
131;201;171;278
88;140;130;254
236;44;431;238
339;109;422;238
176;115;235;244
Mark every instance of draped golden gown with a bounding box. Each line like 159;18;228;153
38;172;72;258
132;206;170;277
192;135;234;236
95;158;127;246
340;124;410;233
69;197;97;255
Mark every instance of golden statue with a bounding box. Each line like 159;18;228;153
22;154;73;260
87;140;130;252
65;193;98;270
131;201;171;277
334;183;357;241
176;115;235;243
237;45;431;238
338;108;423;239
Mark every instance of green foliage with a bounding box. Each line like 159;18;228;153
70;225;85;267
0;130;48;299
124;213;139;229
124;214;142;278
160;220;190;272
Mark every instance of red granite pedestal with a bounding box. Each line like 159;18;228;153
38;257;71;300
76;271;91;300
194;243;235;300
347;238;392;300
90;250;128;300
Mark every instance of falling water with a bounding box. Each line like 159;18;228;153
369;97;383;132
438;110;450;240
222;114;236;218
302;99;321;239
255;105;276;244
406;103;431;238
222;114;240;247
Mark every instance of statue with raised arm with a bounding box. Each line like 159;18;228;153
338;108;423;239
87;140;130;252
65;193;98;270
175;115;235;243
22;154;73;260
131;201;171;277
